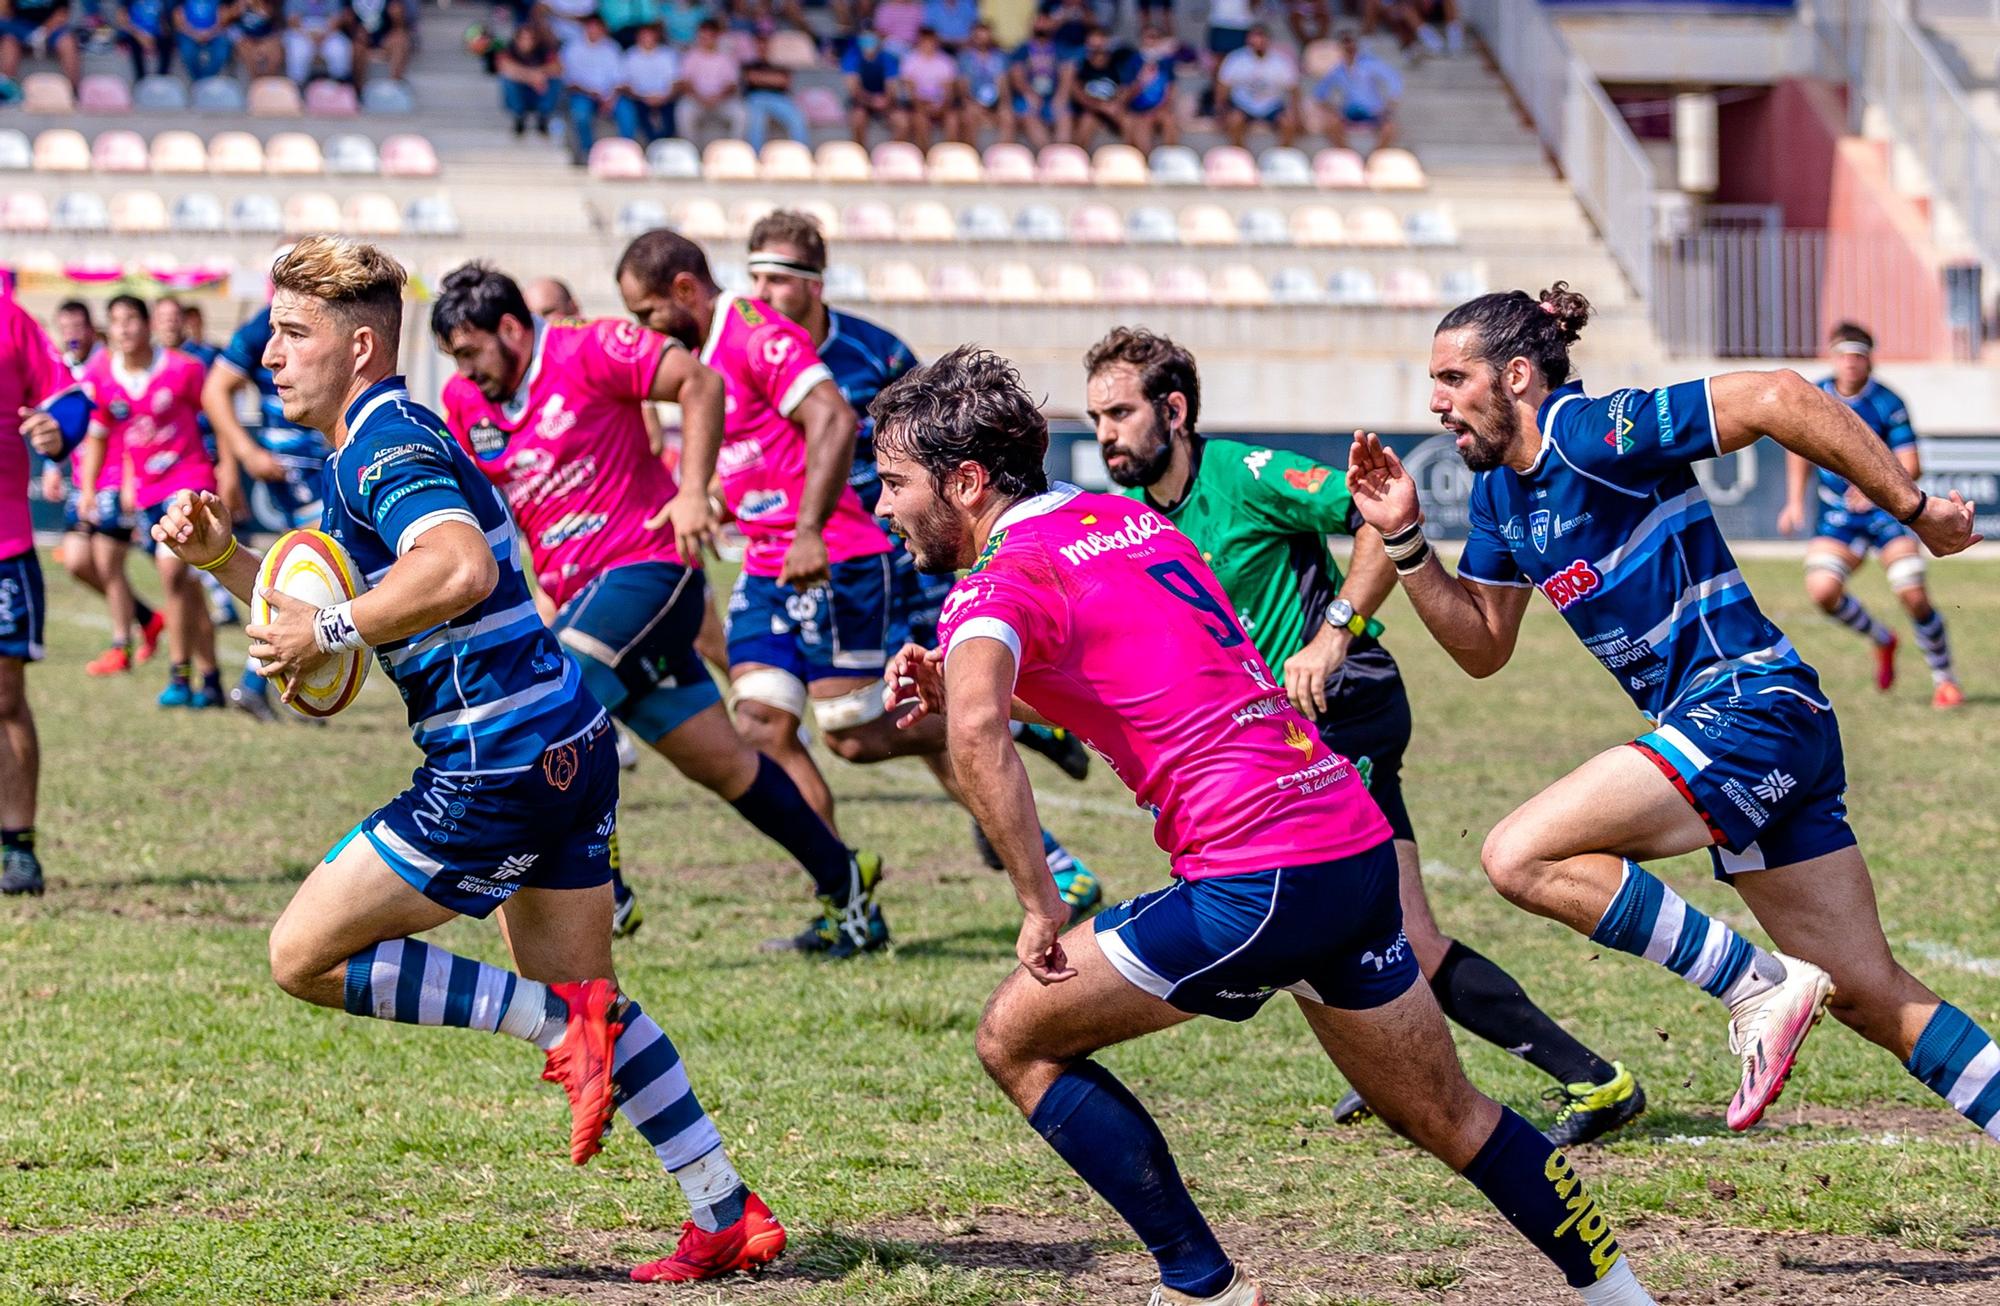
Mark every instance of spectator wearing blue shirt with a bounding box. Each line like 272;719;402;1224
174;0;237;77
956;21;1015;146
63;0;169;79
842;28;907;144
922;0;975;47
1006;13;1063;148
1122;20;1190;153
560;12;624;162
1311;27;1401;152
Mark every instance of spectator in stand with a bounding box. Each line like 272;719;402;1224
923;0;975;48
463;4;506;72
676;18;746;140
115;0;173;78
1122;19;1190;154
174;0;239;78
1287;0;1330;45
282;0;352;83
233;0;285;77
741;26;808;151
870;0;920;51
1218;23;1297;147
727;0;807;34
497;18;560;134
600;0;659;44
0;0;79;86
541;0;594;46
1312;25;1400;151
348;0;411;85
1006;12;1062;148
1042;0;1094;56
900;25;958;147
614;21;677;145
1058;23;1126;148
59;0;166;82
660;0;706;43
1206;0;1257;57
957;20;1013;145
842;26;906;144
560;12;622;159
1376;0;1463;58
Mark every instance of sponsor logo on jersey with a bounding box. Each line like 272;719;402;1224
538;512;607;548
1604;416;1634;456
1230;693;1289;728
535;394;577;443
491;852;540;881
735;300;767;328
1275;753;1345;794
1055;510;1171;565
1284;466;1331;494
1540;559;1602;611
1283;719;1316;761
357;441;442;496
718;437;765;475
1530;509;1551;553
1242;449;1273;480
1717;778;1769;826
1501;514;1525;544
1555;510;1593;538
1360;930;1409;972
1582;628;1652;670
1753;769;1796;803
1545;1149;1625;1280
738;489;788;520
762;334;799;369
411;772;476;844
1654;389;1675;445
1683;700;1733;737
542;740;580;791
152;388;174;415
469;418;507;459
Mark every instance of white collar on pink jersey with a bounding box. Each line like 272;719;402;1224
993;482;1082;533
109;346;166;399
698;294;740;365
499;316;550;424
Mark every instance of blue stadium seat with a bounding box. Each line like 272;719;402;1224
133;75;189;110
617;199;669;238
1012;203;1065;243
190;76;246;113
229;192;283;235
361;80;415;114
1148;145;1202;186
1270;266;1326;305
1125;206;1178;245
0;129;30;171
170;191;226;232
1237;207;1289;246
1326;267;1383;306
405;196;461;235
955;202;1010;242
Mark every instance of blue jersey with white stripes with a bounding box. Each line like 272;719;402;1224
321;377;603;774
1814;377;1915;506
821;307;917;453
1459;379;1825;721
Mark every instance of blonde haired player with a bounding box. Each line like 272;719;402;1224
150;236;786;1284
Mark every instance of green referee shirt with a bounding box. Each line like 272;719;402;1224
1117;437;1367;672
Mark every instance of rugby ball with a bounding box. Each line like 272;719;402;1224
252;528;371;720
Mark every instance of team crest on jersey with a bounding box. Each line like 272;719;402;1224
151;389;174;415
108;396;131;422
599;318;650;364
1283;720;1315;761
762;334;798;368
541;741;579;791
469;418;507;459
1284;466;1330;494
1529;509;1551;553
1604;416;1634;456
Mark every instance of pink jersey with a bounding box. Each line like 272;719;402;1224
701;295;889;577
0;300;76;556
444;317;682;607
83;347;211;509
936;485;1391;880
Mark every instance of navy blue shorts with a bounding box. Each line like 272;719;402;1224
849;460;949;648
340;715;619;918
0;550;47;662
1094;840;1417;1020
725;552;902;681
1813;504;1912;555
1634;687;1858;880
552;561;721;745
64;487;133;542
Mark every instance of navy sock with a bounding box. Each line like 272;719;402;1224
133;597;155;628
1431;941;1615;1087
729;754;855;904
1;828;33;851
1028;1060;1232;1297
1462;1107;1626;1289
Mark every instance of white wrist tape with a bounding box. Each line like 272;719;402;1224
313;600;368;655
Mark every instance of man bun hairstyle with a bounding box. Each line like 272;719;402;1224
870;345;1049;501
1435;280;1593;389
430;261;532;341
1083;325;1201;444
272;235;407;341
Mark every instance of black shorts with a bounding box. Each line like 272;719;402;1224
1313;645;1414;843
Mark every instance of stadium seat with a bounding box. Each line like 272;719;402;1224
248;76;303;116
1237;207;1289;246
1155;265;1212;305
92;129;149;173
344;192;402;236
955;202;1009;242
1;192;51;232
1313;147;1366;189
840;200;896;241
728;199;773;238
647;137;701;179
1259;147;1313;188
1037;143;1091;186
1203;146;1260;189
21;73;74;114
323;133;380;175
1212;264;1272;306
1366;148;1427;190
1013;203;1065;242
1092;144;1149;187
305;79;360;117
133;75;187;110
1069;203;1125;246
33;129;90;174
822;263;867;302
1178;204;1240;247
1101;265;1155;303
797;85;844;129
703;138;760;182
767;29;818;70
926;141;982;184
190;76;245;113
109;189;168;233
78;74;133;113
871;140;926;183
228;192;283;233
1302;38;1343;79
207;131;266;174
1270;266;1326;305
1046;263;1098;304
361;80;415;114
1347;205;1408;247
53;191;111;232
982;142;1036;185
1148;144;1202;186
1405;207;1458;246
899;200;956;242
264;131;325;176
588;138;647;180
986;262;1042;303
282;191;341;234
1125;205;1177;245
616;198;669;238
1383;266;1438;307
148;130;207;174
1439;264;1489;301
0;130;30;171
170;191;226;232
1290;205;1347;247
404;195;460;235
930;262;984;304
759;139;815;181
673;197;730;239
868;261;927;303
1327;267;1383;306
816;139;873;183
792;197;840;237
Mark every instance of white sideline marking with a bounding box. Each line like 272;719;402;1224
1906;939;2000;980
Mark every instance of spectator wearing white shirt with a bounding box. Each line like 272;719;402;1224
541;0;595;48
615;22;680;145
675;18;746;142
1311;27;1401;152
1218;24;1297;147
1206;0;1258;56
562;13;624;163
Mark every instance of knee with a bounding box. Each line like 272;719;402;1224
1802;570;1845;609
266;920;323;1000
973;1011;1019;1086
1478;821;1545;907
730;701;795;754
823;721;894;764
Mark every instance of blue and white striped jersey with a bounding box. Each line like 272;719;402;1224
1459;379;1826;721
821;307;917;452
1814;377;1915;506
321;376;603;774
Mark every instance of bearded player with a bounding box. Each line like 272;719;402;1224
151;237;785;1283
1347;284;1996;1144
876;346;1655;1306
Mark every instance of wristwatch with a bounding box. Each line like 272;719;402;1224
1323;599;1385;640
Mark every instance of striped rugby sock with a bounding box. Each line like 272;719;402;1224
1590;861;1779;1007
1906;1003;2000;1141
342;938;566;1049
1829;594;1892;645
1912;610;1955;684
612;1001;735;1224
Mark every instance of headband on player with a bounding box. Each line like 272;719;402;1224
747;251;823;282
1832;340;1872;357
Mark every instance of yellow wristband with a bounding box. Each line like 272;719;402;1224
194;537;240;573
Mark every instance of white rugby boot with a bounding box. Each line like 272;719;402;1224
1148;1270;1265;1305
1725;951;1834;1130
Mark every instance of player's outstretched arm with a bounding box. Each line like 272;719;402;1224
781;380;860;590
648;348;723;558
152;488;262;601
1710;370;1979;556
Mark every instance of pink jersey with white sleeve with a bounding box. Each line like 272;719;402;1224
0;299;77;556
936;485;1391;880
444;317;683;607
701;295;889;577
83;347;212;509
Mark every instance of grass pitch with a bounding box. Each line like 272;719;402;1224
4;552;2000;1305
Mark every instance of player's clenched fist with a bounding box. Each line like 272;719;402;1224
151;488;235;568
1911;489;1983;558
1346;431;1422;536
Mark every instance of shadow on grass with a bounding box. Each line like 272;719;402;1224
891;926;1023;960
1787;1246;2000;1285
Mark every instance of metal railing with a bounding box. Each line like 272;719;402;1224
1463;0;1656;301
